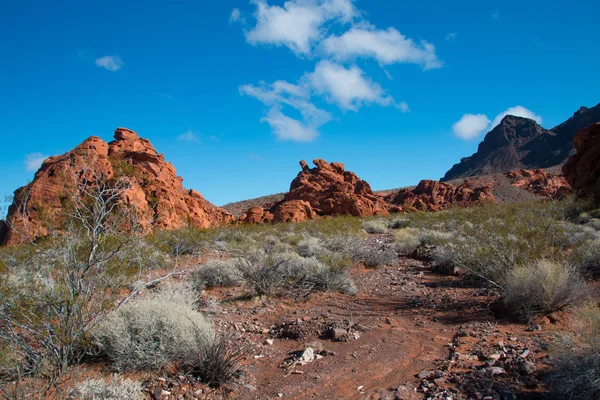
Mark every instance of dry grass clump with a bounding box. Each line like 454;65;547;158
93;286;213;371
182;332;242;388
189;260;242;291
75;376;143;400
500;260;588;320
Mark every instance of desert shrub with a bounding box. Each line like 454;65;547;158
322;233;363;255
354;244;397;268
500;260;588;320
570;239;600;276
233;247;356;297
546;304;600;399
297;236;325;258
389;217;411;230
75;376;143;400
362;219;388;234
393;228;422;255
189;260;242;291
182;332;242;388
547;352;600;400
149;227;208;256
234;248;288;297
93;286;213;371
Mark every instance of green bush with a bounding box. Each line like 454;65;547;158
570;239;600;276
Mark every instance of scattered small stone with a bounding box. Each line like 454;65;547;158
484;366;506;377
244;384;257;392
299;347;315;364
265;338;274;346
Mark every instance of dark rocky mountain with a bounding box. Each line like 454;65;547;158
442;103;600;181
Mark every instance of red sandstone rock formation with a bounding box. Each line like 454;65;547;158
386;180;496;212
2;128;233;245
505;169;571;199
563;123;600;200
242;159;389;223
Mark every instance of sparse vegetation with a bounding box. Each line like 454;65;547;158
362;219;389;234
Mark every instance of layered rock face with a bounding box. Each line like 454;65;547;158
2;128;233;245
241;159;389;223
504;169;571;199
443;103;600;181
563;123;600;200
385;180;496;212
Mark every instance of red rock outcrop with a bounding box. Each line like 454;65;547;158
386;180;496;212
2;128;233;245
505;169;571;199
563;123;600;200
241;159;389;223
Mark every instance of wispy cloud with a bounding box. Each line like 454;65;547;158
446;32;457;40
161;93;174;101
177;130;200;142
230;8;245;23
95;55;124;72
492;11;500;20
247;153;262;160
491;106;542;128
25;153;48;172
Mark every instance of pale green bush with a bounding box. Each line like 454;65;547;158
393;228;422;255
93;286;213;371
297;236;325;258
362;219;388;234
189;260;242;290
570;239;600;276
75;376;143;400
388;217;411;230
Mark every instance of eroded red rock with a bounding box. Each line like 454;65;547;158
2;128;233;245
386;180;496;212
563;123;600;200
505;169;571;199
241;159;389;224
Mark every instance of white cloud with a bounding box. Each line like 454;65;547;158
446;32;457;40
262;107;320;141
322;26;441;69
95;55;124;72
308;60;393;111
453;106;543;140
491;106;542;129
25;153;48;171
177;130;200;142
398;101;410;113
230;8;244;23
245;0;357;55
452;114;491;140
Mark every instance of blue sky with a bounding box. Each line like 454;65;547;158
1;0;599;213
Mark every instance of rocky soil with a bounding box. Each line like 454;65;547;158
136;236;570;400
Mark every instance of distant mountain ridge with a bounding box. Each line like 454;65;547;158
442;103;600;181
